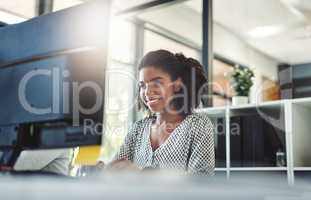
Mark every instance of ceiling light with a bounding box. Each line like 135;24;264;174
247;25;284;38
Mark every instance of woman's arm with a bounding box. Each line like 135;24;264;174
187;114;215;175
97;120;144;170
110;121;141;162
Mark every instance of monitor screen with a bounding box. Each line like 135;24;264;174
0;0;110;154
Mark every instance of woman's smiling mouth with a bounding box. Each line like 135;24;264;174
146;97;162;107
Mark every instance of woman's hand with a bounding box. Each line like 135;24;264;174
106;159;140;171
95;161;105;170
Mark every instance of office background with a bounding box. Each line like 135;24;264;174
1;0;311;184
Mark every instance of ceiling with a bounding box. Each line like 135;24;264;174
135;0;202;48
0;0;87;24
186;0;311;65
0;0;36;24
112;0;156;12
2;0;311;65
134;0;311;65
0;0;154;24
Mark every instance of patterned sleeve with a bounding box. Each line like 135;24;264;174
110;120;142;162
187;113;215;175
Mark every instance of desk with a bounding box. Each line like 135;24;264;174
0;172;309;199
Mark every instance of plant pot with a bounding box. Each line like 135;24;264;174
232;96;248;106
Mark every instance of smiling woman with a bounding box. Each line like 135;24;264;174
98;49;215;175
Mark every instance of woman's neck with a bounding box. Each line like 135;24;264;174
154;111;185;125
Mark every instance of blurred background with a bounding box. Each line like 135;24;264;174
1;0;311;184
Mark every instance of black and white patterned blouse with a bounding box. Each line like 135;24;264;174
112;112;215;175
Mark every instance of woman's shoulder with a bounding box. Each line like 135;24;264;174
129;116;153;133
134;116;153;125
187;112;214;135
188;112;212;125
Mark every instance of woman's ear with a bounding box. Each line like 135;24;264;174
173;78;182;92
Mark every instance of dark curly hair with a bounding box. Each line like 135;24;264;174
137;49;208;116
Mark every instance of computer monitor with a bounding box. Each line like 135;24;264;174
0;0;110;167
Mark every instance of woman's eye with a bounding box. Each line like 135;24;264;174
154;79;162;86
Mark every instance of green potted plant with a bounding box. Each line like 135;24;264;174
230;66;254;106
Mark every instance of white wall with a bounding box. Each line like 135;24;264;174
138;3;279;81
214;23;279;80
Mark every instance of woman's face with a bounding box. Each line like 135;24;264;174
139;66;180;114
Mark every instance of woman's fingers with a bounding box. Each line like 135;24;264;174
109;159;139;171
95;161;105;170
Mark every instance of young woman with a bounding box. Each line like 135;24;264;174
100;49;214;175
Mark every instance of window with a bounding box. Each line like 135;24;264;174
102;61;136;161
144;30;200;60
212;58;234;107
0;0;37;24
136;0;202;61
110;18;136;64
101;18;137;161
53;0;84;12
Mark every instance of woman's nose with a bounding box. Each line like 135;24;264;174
144;83;153;96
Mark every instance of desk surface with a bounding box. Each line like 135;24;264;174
0;172;310;200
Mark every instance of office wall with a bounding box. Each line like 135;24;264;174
214;23;279;80
137;2;279;81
